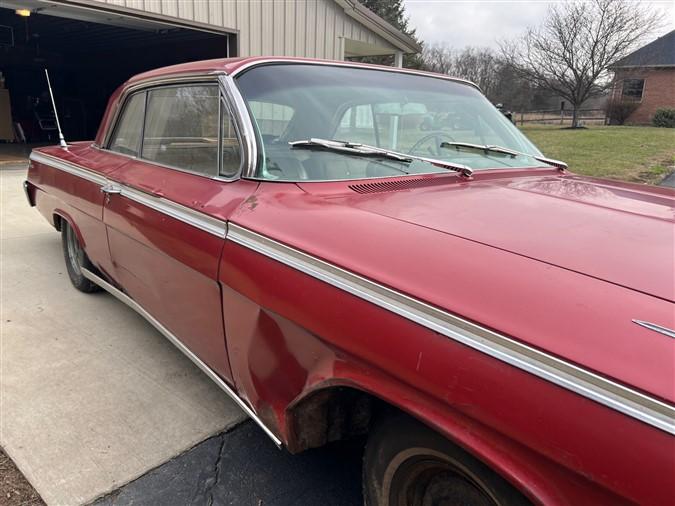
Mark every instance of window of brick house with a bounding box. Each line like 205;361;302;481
622;79;645;100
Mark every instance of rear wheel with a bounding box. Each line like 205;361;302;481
363;414;529;506
61;221;100;293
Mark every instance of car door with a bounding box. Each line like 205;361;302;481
101;81;257;382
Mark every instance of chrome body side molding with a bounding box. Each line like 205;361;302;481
30;151;107;186
119;185;227;238
29;153;228;239
80;267;282;447
227;223;675;436
633;320;675;339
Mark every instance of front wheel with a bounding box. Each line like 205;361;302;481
363;414;529;506
61;221;101;293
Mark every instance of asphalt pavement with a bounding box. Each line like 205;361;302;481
93;422;363;506
660;170;675;188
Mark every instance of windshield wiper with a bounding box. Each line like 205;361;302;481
440;142;568;171
290;138;473;177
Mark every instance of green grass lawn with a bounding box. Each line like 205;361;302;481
520;125;675;184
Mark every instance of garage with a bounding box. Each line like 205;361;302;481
0;2;233;142
0;0;419;152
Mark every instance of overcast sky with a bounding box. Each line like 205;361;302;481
403;0;675;49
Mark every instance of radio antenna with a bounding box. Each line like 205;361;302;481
44;69;67;148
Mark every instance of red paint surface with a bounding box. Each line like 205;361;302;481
28;57;675;506
103;156;257;380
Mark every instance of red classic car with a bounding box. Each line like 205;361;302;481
25;57;674;506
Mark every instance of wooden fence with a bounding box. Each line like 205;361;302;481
514;108;607;126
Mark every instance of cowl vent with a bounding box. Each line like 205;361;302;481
349;176;450;194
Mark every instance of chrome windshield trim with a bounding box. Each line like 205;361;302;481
633;320;675;339
120;186;227;238
227;223;675;436
219;74;258;179
227;59;482;92
30;151;107;186
80;267;282;447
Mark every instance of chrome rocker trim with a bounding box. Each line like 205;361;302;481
80;267;282;447
227;223;675;436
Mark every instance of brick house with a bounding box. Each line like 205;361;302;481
610;30;675;124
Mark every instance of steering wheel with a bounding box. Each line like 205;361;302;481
408;132;456;158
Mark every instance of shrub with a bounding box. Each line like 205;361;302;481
606;99;640;125
652;108;675;128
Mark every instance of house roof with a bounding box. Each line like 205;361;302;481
336;0;422;54
611;30;675;69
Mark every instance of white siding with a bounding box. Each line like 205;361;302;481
89;0;399;58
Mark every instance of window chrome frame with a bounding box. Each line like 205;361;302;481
98;72;247;183
218;74;259;179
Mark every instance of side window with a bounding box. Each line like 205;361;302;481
109;92;146;156
142;86;220;175
221;101;242;177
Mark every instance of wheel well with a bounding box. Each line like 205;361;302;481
52;213;63;231
285;386;535;504
286;387;389;454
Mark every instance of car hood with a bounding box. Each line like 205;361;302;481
230;171;674;401
311;173;675;302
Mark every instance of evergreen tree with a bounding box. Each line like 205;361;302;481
355;0;424;68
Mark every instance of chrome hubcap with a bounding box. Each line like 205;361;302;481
66;226;84;275
389;456;497;506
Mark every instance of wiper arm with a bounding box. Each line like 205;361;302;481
290;138;473;177
440;142;568;171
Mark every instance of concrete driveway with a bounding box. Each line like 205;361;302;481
0;166;245;504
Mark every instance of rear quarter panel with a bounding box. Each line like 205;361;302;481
28;144;129;276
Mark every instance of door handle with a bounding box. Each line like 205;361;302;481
101;183;122;195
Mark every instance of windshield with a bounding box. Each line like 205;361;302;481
236;64;544;181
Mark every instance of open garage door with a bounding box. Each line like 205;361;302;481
0;3;234;142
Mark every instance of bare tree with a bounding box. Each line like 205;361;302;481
422;44;454;75
453;48;500;99
422;45;501;99
501;0;660;127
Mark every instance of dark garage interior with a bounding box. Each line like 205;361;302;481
0;5;234;143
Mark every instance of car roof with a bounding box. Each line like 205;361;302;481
124;56;479;90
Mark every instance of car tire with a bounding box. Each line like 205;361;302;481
363;413;530;506
61;221;101;293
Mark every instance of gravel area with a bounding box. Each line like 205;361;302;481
0;448;44;506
